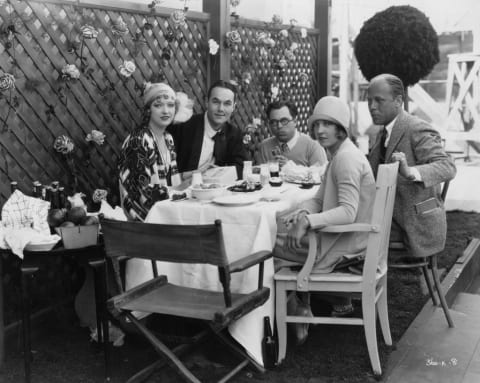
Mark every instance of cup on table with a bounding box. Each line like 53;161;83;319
243;160;253;180
268;161;280;178
191;171;203;187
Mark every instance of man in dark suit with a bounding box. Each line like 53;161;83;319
168;80;250;179
367;73;456;258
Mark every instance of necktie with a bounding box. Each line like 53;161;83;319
379;127;388;163
281;143;289;153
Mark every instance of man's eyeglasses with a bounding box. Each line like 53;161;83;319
268;118;294;128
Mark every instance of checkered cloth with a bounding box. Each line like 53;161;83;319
2;190;51;234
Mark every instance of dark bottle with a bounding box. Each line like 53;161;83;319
50;181;60;209
45;186;53;207
10;181;18;193
32;181;42;198
58;187;66;209
261;316;278;369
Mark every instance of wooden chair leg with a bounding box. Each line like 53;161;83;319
125;312;201;383
362;295;381;376
377;279;392;346
430;257;454;328
421;265;439;306
275;283;288;364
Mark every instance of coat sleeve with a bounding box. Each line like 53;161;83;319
411;123;456;188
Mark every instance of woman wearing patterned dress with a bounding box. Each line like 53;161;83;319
118;83;192;220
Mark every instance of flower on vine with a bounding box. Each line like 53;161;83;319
279;29;288;38
252;117;261;126
271;85;279;100
284;49;295;61
300;28;307;38
61;64;80;80
0;72;15;92
290;19;298;27
242;134;251;145
112;19;128;37
230;0;241;7
225;30;241;47
170;9;187;28
54;135;75;154
278;59;288;69
92;189;108;203
299;72;309;83
272;14;283;25
241;71;252;85
290;42;299;51
255;31;268;44
119;60;136;77
86;130;106;145
208;39;219;55
80;24;98;39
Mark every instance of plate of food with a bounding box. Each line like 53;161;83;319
190;183;227;201
227;181;262;193
212;194;260;206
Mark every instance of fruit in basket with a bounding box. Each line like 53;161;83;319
80;215;99;226
60;221;76;228
67;206;87;225
47;208;67;228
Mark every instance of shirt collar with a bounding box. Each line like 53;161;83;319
281;130;299;150
384;116;398;145
204;113;218;139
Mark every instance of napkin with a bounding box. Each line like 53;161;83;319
1;227;61;259
99;200;128;221
2;190;51;235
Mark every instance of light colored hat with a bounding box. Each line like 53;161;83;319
307;96;350;134
143;82;176;105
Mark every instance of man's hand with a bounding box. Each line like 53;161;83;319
391;151;415;179
275;154;288;168
285;214;310;251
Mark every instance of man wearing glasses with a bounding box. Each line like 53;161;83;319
256;100;327;167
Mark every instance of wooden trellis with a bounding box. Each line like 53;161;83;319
230;18;319;147
0;0;209;205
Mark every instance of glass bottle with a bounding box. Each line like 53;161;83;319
10;181;18;194
32;181;42;198
261;316;277;369
242;160;253;181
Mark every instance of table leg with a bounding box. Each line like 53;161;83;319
90;258;110;381
21;268;36;383
0;254;4;369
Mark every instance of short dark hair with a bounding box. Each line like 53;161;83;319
266;100;298;119
207;80;238;101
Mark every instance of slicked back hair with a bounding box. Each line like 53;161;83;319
374;73;405;101
207;80;238;101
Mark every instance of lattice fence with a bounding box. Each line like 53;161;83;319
0;0;209;206
230;19;319;156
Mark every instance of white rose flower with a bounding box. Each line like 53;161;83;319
208;39;219;55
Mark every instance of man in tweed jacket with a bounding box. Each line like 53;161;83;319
367;74;456;257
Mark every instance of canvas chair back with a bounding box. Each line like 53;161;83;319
100;218;229;267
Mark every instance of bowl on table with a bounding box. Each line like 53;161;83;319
190;183;227;201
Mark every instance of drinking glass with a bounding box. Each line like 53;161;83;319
268;161;280;178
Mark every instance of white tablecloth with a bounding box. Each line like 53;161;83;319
125;183;318;366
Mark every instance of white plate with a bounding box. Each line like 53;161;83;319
212;194;260;206
25;238;60;252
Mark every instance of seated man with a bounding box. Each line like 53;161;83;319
167;80;250;179
255;100;327;167
275;96;376;343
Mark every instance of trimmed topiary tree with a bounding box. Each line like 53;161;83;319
354;5;439;106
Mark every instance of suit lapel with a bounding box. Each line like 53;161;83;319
213;123;228;164
385;113;406;162
191;115;205;169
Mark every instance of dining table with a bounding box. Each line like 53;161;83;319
124;181;319;367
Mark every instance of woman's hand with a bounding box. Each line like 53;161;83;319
285;215;310;251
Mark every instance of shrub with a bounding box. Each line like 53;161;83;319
354;5;439;87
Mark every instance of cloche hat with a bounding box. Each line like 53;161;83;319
307;96;350;134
